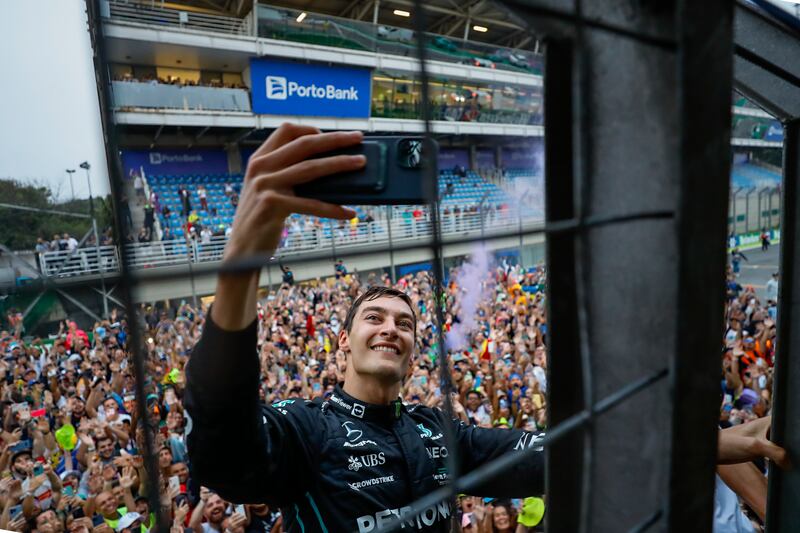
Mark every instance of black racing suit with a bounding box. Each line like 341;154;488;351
184;314;545;533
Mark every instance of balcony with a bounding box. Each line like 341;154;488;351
111;81;251;112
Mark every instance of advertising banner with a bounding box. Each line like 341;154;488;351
250;58;372;118
121;149;229;177
764;121;784;142
475;148;496;169
502;141;544;172
438;148;469;170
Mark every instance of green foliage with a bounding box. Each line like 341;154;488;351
0;179;114;250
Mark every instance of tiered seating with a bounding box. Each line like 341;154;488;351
148;173;243;238
731;164;781;189
438;170;509;206
146;168;536;240
438;168;544;218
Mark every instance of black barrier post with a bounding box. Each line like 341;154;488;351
542;37;584;533
766;119;800;530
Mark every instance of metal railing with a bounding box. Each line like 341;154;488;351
35;210;543;278
105;0;249;36
256;4;542;76
39;246;120;278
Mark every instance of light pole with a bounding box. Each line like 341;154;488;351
80;161;108;318
66;169;76;201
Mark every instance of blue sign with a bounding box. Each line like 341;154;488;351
121;149;229;177
250;58;372;118
764;121;784;142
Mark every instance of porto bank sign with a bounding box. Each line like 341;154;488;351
251;58;371;118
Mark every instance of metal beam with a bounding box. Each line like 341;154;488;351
338;0;362;18
733;1;800;121
355;0;374;21
766;118;800;532
152;124;164;143
506;0;732;530
0;203;91;219
21;291;46;321
543;36;583;533
0;244;43;280
91;286;126;308
55;288;102;323
383;0;526;30
668;1;734;530
195;126;210;140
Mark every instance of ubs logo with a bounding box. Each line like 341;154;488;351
348;452;385;471
266;76;287;100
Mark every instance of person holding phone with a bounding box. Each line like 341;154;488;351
10;446;62;516
184;125;547;533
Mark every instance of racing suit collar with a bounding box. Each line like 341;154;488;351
328;384;404;423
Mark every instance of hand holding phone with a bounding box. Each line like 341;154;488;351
212;127;364;331
295;137;436;205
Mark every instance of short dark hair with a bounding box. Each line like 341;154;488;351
343;286;416;338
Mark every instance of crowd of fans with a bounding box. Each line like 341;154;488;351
0;243;779;532
112;74;247;90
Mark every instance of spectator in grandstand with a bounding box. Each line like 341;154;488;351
333;258;348;279
280;264;294;287
143;204;155;240
179;187;192;218
120;195;133;230
133;174;145;205
137;228;151;244
224;183;234;197
197;186;208;212
149;190;160;216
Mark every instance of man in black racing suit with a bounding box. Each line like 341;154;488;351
183;124;545;533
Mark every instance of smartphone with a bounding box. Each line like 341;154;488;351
294;137;437;205
33;464;44;476
92;515;106;527
71;506;85;520
64;485;75;497
234;504;246;516
9;505;23;521
168;475;181;494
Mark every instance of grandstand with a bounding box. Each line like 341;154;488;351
731;162;782;189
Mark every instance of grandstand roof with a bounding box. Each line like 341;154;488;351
152;0;537;50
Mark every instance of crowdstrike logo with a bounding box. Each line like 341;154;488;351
349;475;394;492
265;75;359;101
266;76;287;100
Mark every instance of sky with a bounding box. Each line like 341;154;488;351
0;0;110;202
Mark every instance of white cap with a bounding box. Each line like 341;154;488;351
116;512;142;531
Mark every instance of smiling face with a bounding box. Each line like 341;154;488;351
204;494;226;524
339;294;416;386
493;505;511;531
96;491;118;517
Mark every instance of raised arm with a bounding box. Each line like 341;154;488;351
185;124;366;505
